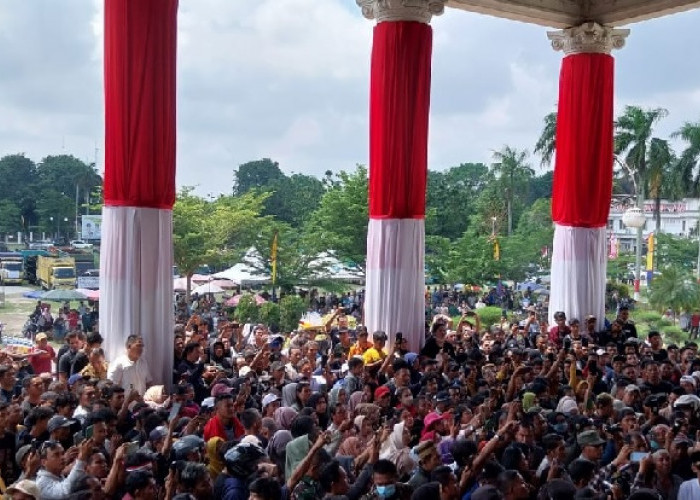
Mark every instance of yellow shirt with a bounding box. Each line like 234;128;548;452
349;342;370;358
362;347;386;365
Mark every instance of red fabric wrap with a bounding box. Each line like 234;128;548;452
552;53;614;228
368;21;432;219
104;0;178;209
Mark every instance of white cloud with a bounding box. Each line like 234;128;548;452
1;0;700;195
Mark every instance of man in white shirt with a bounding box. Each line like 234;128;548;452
679;450;700;500
37;438;91;499
107;335;153;395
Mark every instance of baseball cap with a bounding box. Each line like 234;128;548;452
172;434;204;459
262;393;280;408
374;386;390;399
211;383;233;397
47;415;74;433
149;426;168;442
7;480;40;500
35;333;48;342
201;397;216;410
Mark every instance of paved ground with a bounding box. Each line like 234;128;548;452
0;285;38;338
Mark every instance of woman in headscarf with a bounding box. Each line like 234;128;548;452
285;415;316;479
379;421;415;481
267;429;293;480
143;385;168;410
282;382;298;408
348;391;365;414
206;436;225;479
273;406;298;430
337;415;373;457
328;387;347;410
306;393;329;430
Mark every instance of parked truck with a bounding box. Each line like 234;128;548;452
37;256;76;290
0;252;24;285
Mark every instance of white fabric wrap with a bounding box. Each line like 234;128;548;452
365;218;425;353
548;224;607;331
99;206;174;389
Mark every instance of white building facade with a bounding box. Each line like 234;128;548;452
608;199;700;252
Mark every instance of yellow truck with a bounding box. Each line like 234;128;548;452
37;256;76;290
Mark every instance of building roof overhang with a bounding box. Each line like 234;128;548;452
446;0;700;28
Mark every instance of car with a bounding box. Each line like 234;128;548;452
70;240;93;250
29;240;54;250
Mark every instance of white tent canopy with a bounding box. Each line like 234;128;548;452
213;248;270;285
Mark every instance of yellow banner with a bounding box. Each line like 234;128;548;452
646;232;654;271
494;239;500;261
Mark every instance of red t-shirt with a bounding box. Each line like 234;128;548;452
30;344;56;375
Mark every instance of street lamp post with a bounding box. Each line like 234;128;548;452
622;207;646;301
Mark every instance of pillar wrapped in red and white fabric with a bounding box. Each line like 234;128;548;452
359;0;444;352
547;23;628;330
101;0;178;388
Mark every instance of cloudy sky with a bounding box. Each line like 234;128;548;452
1;0;700;196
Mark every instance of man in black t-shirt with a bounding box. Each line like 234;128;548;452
58;331;86;382
0;402;18;486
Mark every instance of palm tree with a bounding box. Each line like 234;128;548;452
614;106;668;203
648;266;700;323
646;138;675;232
672;121;700;197
534;111;557;167
491;146;534;236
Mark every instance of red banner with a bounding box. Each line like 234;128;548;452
551;53;614;227
368;21;432;219
104;0;178;209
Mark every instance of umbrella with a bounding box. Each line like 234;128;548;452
173;277;188;292
41;289;88;302
192;283;225;295
225;294;267;307
517;282;544;292
205;279;237;290
22;291;44;299
76;288;100;300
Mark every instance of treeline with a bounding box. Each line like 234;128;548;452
0;154;102;238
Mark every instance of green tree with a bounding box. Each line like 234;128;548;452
0;154;39;228
246;222;337;292
173;188;270;300
425;163;490;239
646;138;676;232
259;302;281;331
491;146;534;236
672;121;700;197
305;166;368;270
263;173;325;227
233;158;285;196
279;295;307;332
648;266;700;322
0;200;21;236
534;111;557;167
235;295;259;323
615;106;668;203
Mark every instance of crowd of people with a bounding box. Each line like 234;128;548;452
1;291;700;500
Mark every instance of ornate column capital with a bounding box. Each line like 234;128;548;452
547;22;629;55
356;0;446;24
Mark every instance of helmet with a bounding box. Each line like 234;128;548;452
224;442;266;478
